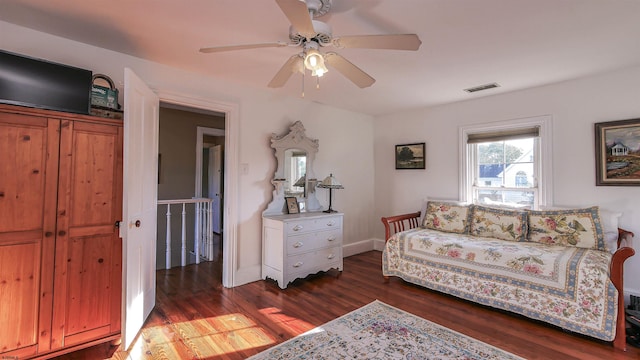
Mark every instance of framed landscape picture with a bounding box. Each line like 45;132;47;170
395;143;425;170
595;118;640;186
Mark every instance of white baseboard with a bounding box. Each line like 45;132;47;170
343;238;385;257
372;238;386;251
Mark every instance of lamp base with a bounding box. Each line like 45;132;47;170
323;209;338;213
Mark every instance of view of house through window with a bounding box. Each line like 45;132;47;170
473;138;537;208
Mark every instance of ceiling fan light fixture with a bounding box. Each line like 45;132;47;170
304;48;328;77
311;64;328;77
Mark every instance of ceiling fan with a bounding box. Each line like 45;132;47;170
199;0;422;89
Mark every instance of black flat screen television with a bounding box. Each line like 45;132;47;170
0;50;92;114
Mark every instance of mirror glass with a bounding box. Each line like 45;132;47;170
284;148;307;197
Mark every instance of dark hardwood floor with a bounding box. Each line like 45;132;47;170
59;251;639;359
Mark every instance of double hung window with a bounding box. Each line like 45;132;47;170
460;116;551;209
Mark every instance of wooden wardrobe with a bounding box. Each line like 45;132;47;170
0;104;123;359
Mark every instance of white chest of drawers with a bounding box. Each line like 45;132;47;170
262;212;343;289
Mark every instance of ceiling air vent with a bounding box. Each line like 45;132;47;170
464;82;500;93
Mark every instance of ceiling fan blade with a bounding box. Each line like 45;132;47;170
200;42;288;53
324;52;375;88
268;54;304;88
333;34;422;50
275;0;316;38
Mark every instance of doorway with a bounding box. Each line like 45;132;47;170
154;91;238;288
157;105;225;270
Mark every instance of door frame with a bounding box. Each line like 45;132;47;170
156;91;238;288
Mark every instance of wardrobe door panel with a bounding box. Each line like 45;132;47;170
0;242;40;355
0;113;59;356
0;114;50;231
69;122;119;226
52;119;123;348
65;234;114;335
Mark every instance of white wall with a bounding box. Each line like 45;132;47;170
1;21;376;286
374;65;640;298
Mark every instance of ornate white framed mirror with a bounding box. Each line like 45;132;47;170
263;121;322;215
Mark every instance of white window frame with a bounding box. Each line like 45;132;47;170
459;115;553;209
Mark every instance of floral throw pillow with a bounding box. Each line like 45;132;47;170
423;201;471;234
526;206;605;250
470;205;527;242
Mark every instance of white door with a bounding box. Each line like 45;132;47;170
208;145;222;233
122;68;159;350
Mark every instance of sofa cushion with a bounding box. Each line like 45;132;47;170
419;197;468;226
541;206;621;253
526;206;605;250
470;205;528;242
423;201;471;234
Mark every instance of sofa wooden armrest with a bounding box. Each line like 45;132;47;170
381;211;421;242
612;228;635;351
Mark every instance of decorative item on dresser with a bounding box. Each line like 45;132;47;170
317;173;344;213
285;196;300;214
262;121;343;288
0;103;123;359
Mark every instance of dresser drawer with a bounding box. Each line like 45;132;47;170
286;229;342;255
285;215;342;235
286;247;342;273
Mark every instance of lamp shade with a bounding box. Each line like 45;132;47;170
293;174;306;187
317;173;344;189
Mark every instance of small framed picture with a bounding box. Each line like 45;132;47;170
285;196;300;214
395;143;425;170
595;118;640;186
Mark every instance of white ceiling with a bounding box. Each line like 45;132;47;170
1;0;640;116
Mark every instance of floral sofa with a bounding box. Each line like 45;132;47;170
381;200;635;350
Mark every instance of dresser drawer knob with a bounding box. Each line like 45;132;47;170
327;254;335;260
293;225;303;231
327;236;336;242
293;241;304;248
293;261;304;268
326;221;335;227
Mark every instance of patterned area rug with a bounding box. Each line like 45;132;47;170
248;300;524;359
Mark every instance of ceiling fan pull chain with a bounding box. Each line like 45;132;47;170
316;76;320;89
301;71;305;98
